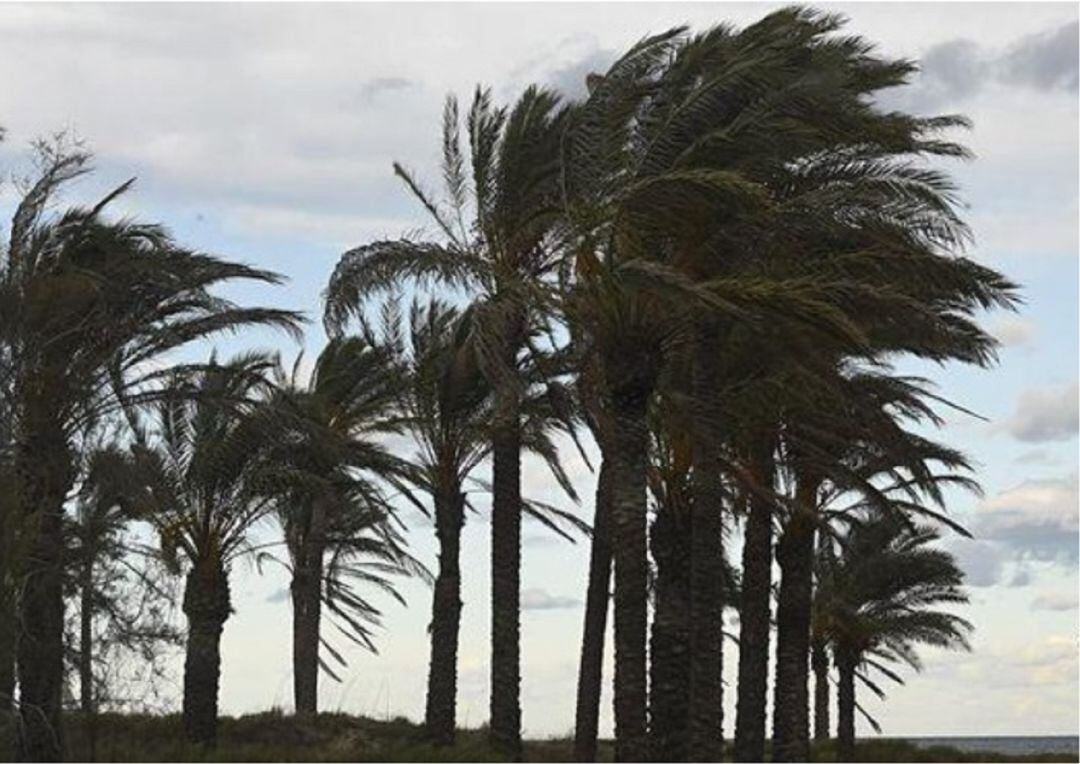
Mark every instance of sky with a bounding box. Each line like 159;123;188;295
0;0;1077;741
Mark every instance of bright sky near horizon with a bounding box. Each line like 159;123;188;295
0;1;1076;741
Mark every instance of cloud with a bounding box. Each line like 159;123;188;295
1031;592;1080;611
884;20;1079;111
1005;381;1078;443
990;315;1037;349
266;588;289;604
1013;448;1062;466
521;588;581;611
543;47;617;101
974;473;1079;564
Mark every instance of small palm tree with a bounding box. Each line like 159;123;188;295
121;354;285;746
262;337;427;715
814;513;972;762
0;141;302;760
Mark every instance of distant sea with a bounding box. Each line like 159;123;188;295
898;736;1080;756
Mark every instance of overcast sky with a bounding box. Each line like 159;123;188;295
0;1;1076;740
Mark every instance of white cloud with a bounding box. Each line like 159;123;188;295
1031;592;1080;611
1005;381;1078;443
521;588;581;611
976;473;1079;563
991;315;1037;349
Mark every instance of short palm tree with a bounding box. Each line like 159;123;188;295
121;354;286;746
0;142;301;761
263;337;427;715
815;513;972;762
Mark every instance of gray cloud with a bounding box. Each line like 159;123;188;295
266;588;289;604
521;588;581;611
1013;448;1061;466
1005;381;1078;443
974;473;1078;564
1031;592;1080;611
884;20;1078;111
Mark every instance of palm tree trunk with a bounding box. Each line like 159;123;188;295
291;546;324;716
573;454;613;762
771;475;821;763
0;578;14;715
79;556;97;762
15;405;73;763
733;446;775;762
648;507;690;761
812;639;829;743
425;481;465;746
182;558;232;746
291;499;327;716
688;330;724;762
490;414;522;759
608;381;651;762
835;645;856;763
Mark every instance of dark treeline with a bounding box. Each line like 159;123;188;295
0;6;1019;763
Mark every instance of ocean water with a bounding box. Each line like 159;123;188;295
900;736;1080;756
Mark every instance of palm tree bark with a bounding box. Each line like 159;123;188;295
490;415;522;758
15;403;73;763
425;481;465;746
79;556;98;762
771;474;821;763
649;508;690;761
291;547;324;715
688;330;724;762
573;454;613;762
812;638;829;743
733;445;775;762
835;645;856;762
607;366;652;763
182;559;232;746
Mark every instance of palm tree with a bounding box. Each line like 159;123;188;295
263;337;427;715
815;513;972;761
0;141;302;761
324;85;572;757
119;354;288;746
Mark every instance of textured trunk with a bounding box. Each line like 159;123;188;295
0;577;14;714
182;559;231;746
291;499;326;716
79;558;97;762
424;482;464;746
770;474;821;763
648;507;690;762
15;402;72;762
573;454;614;762
291;548;324;716
687;330;724;762
733;446;775;762
490;414;522;758
812;639;829;743
835;646;856;762
603;358;652;764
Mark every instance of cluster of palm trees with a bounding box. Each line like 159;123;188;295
1;6;1020;764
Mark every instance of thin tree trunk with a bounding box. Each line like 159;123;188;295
182;559;231;747
733;445;775;762
0;578;14;714
648;507;690;762
291;548;324;716
609;385;651;762
425;482;464;746
573;454;613;762
812;640;829;744
15;405;72;763
79;554;97;762
490;415;522;758
835;646;856;763
687;330;724;762
771;475;821;763
292;499;326;716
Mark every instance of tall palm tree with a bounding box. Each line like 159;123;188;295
263;337;426;715
815;513;972;761
120;354;287;746
324;85;572;757
0;142;302;761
